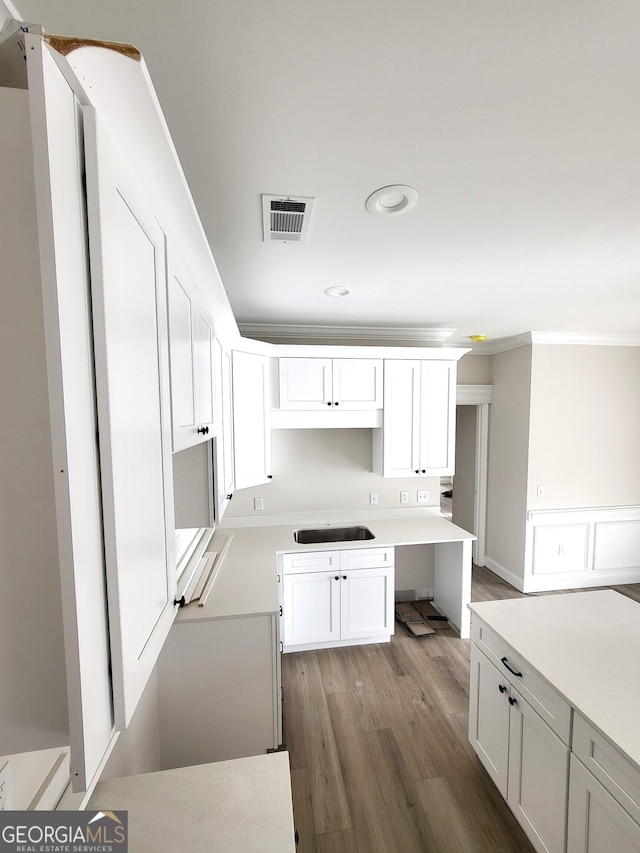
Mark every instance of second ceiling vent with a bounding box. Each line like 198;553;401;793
262;195;315;243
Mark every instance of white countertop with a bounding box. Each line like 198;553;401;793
88;752;296;853
178;514;474;622
470;590;640;772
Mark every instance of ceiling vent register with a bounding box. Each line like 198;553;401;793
262;195;315;243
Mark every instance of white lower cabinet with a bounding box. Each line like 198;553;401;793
157;612;282;769
469;645;570;853
567;713;640;852
282;548;394;651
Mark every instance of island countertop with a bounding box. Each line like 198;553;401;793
470;589;640;773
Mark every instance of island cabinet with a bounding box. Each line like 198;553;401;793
470;592;640;853
374;359;456;478
166;248;216;452
280;548;394;651
469;643;571;853
567;715;640;852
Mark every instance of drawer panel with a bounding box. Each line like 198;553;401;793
282;551;340;574
572;713;640;824
341;547;394;570
472;620;572;743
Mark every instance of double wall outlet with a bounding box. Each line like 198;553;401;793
253;497;264;511
417;490;429;503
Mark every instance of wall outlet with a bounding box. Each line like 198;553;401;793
254;497;264;511
537;485;545;497
417;490;429;503
369;492;379;506
400;491;409;504
0;760;10;811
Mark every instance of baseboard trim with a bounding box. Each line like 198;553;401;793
483;558;526;592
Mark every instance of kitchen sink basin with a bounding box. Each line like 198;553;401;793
294;525;375;545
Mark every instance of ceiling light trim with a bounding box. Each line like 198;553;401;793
366;185;418;216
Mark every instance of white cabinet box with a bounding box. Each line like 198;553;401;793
278;357;383;410
374;359;456;477
232;350;272;489
166;249;215;452
273;357;383;428
469;646;570;853
281;548;394;651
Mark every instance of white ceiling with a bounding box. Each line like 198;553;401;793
11;0;640;348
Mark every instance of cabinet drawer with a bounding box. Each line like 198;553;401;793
572;713;640;825
282;551;340;574
472;621;572;743
341;547;394;570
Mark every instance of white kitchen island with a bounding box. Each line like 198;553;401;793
469;590;640;853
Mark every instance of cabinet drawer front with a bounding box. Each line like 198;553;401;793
472;621;572;743
341;547;394;570
282;551;340;574
572;713;640;824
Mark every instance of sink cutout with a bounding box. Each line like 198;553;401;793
294;526;375;545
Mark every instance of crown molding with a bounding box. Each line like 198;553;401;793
466;331;640;355
529;331;640;347
237;323;457;346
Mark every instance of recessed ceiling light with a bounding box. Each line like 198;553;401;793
366;185;419;216
469;334;487;342
324;286;352;297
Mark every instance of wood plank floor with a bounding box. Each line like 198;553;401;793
281;565;640;852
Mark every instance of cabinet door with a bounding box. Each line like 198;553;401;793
568;755;640;853
84;107;176;729
278;358;332;409
380;360;422;476
507;686;569;853
469;646;510;798
341;567;394;640
283;572;341;645
419;362;455;475
195;309;215;432
332;359;383;409
232;350;272;489
167;260;197;451
167;250;215;451
213;338;234;519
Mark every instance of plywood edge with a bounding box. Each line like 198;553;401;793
44;35;141;62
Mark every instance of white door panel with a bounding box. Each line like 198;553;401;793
84;106;176;729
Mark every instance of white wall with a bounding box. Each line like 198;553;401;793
452;405;477;534
457;353;492;384
485;345;532;584
225;429;442;518
528;344;640;509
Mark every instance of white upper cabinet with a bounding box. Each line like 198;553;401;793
213;338;235;518
278;357;383;410
232;349;272;490
167;249;215;452
84;106;177;730
375;359;456;477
